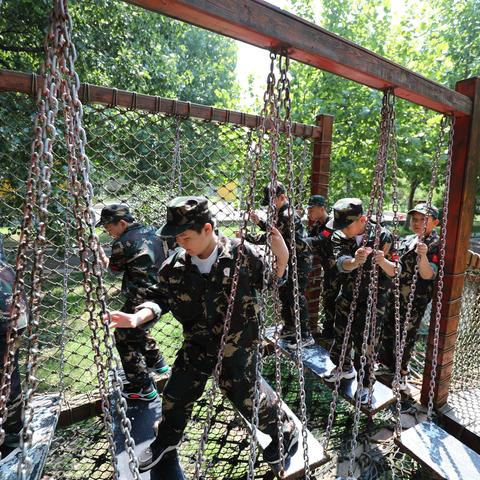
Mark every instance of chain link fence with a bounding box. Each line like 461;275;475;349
1;78;468;479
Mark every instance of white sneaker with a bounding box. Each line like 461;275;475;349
324;367;356;383
398;375;411;394
357;387;370;405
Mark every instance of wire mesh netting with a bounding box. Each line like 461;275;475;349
0;87;466;479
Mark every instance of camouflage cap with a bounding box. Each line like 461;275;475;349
408;203;439;219
307;194;327;208
96;203;134;227
261;182;286;206
159;196;212;238
327;197;364;230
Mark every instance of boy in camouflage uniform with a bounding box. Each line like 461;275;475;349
305;194;341;345
107;196;299;472
97;204;168;401
246;182;314;348
0;236;28;456
325;199;397;404
379;203;440;391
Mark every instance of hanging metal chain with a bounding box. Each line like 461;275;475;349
322;90;392;453
428;115;454;420
57;2;141;477
194;52;279;480
386;95;405;438
171;115;183;196
278;50;311;479
347;90;393;478
0;4;60;475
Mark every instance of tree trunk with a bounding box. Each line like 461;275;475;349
408;179;420;211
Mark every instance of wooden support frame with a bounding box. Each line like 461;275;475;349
307;114;333;332
421;77;480;407
0;69;321;139
122;0;480;411
124;0;472;116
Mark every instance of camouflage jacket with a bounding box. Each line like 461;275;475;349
109;223;166;304
142;235;285;351
398;230;439;299
333;221;397;301
306;216;337;273
245;202;312;272
0;259;28;333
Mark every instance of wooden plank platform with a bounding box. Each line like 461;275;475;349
112;394;185;480
265;327;396;415
236;379;328;479
0;393;61;480
439;388;480;454
396;421;480;480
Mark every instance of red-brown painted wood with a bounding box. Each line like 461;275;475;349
421;77;480;408
124;0;472;115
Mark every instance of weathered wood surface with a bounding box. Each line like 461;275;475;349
396;421;480;479
237;379;328;479
0;69;321;139
0;394;61;480
125;0;472;115
265;327;396;415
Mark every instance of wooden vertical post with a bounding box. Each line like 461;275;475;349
307;114;334;335
421;77;480;407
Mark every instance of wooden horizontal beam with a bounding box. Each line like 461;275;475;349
124;0;472;116
0;69;321;139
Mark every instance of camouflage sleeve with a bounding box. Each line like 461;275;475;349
244;231;267;245
108;240;126;272
244;242;287;290
427;241;440;278
140;257;175;319
332;232;353;272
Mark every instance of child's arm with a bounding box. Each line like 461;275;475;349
105;302;159;328
374;249;396;277
270;226;289;278
416;242;436;280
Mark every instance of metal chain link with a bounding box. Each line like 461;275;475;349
322;90;392;454
278;50;311;479
427;115;454;420
58;2;141;476
347;90;393;478
194;51;279;480
0;4;61;475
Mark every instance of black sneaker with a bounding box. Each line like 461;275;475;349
138;438;182;472
121;382;158;402
3;431;21;448
263;420;299;465
148;356;170;375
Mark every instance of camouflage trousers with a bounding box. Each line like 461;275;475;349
279;270;311;336
320;270;342;339
156;337;287;445
0;330;24;435
330;293;389;381
114;299;163;388
379;296;431;374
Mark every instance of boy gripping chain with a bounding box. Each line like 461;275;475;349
97;204;169;402
106;197;299;472
305;195;342;345
379;203;440;392
326;198;397;404
246;182;314;348
0;236;28;459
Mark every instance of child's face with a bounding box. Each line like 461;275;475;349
103;220;127;239
341;217;365;238
410;213;438;236
307;206;327;223
176;225;213;257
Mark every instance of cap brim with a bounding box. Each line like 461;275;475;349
158;223;190;238
325;218;335;230
96;219;105;227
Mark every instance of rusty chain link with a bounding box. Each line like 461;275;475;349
278;50;311;479
427;115;454;420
